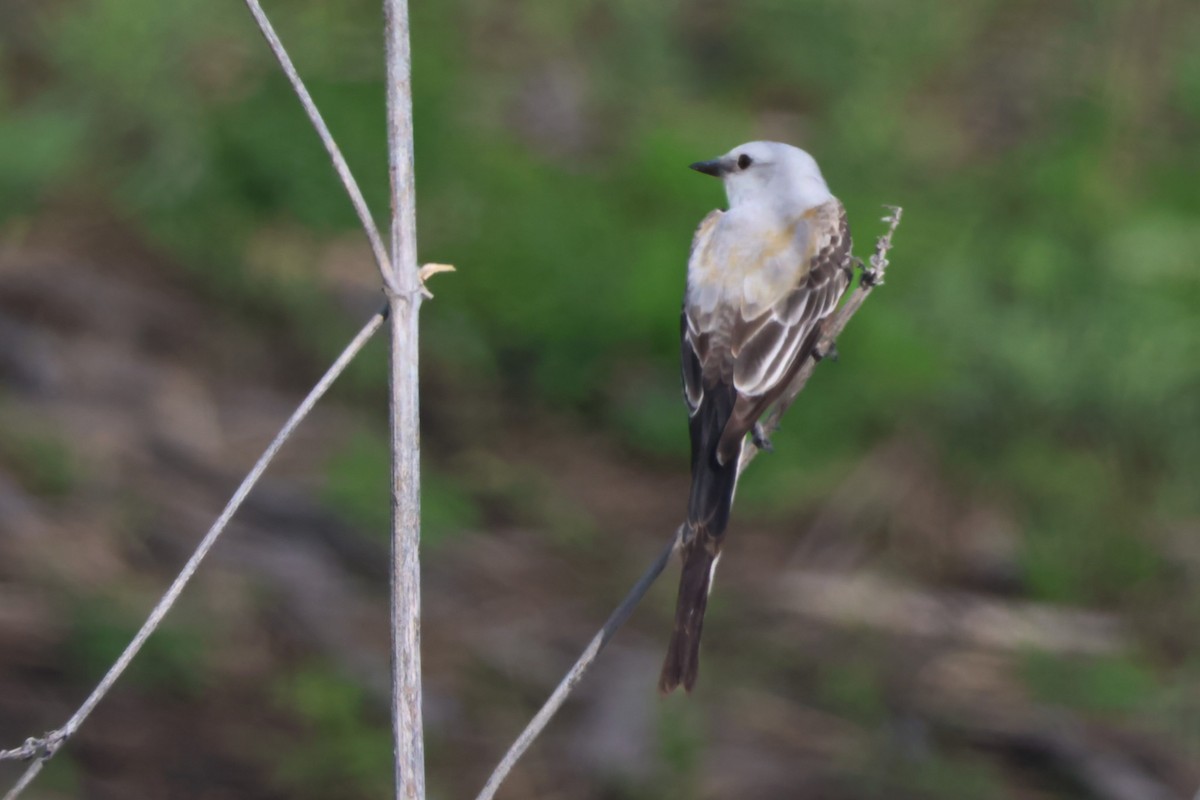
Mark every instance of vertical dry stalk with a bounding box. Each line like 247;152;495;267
383;1;425;798
2;1;429;797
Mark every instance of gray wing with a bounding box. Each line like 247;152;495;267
718;202;853;461
731;203;852;399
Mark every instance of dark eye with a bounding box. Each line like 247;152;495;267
737;153;753;170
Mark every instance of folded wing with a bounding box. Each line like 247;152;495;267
683;201;853;465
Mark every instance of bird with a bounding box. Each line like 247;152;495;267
660;141;854;693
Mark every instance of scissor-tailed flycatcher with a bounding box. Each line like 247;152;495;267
661;141;854;693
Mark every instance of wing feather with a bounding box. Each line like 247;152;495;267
720;202;853;461
681;200;853;465
732;203;852;398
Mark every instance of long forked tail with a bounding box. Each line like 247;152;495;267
661;374;741;693
659;528;720;693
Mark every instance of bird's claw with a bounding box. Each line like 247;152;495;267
752;424;774;452
860;266;883;288
813;341;839;362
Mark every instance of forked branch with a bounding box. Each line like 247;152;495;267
241;0;398;295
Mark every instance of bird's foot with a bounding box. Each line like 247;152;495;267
813;341;839;362
860;266;883;288
752;424;774;453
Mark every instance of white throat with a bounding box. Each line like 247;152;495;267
725;173;832;216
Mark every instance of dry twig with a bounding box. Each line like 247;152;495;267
241;0;398;295
474;206;903;800
474;533;680;800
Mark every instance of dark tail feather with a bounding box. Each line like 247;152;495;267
686;383;741;535
663;381;740;693
659;532;718;693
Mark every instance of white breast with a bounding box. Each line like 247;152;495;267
687;206;812;324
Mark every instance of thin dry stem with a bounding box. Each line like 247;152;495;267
474;532;680;800
241;0;398;295
474;205;902;800
1;309;387;800
0;743;37;763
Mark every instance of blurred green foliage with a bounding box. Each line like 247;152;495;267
884;754;1006;800
6;1;1197;543
269;663;391;798
816;659;888;726
654;697;704;799
3;3;1199;781
9;0;1196;529
323;432;482;547
0;424;78;498
1022;651;1157;716
0;86;83;215
36;753;82;798
65;595;207;696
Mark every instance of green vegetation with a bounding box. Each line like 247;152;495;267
0;425;78;499
883;753;1006;800
36;753;82;798
8;1;1198;535
65;595;207;696
10;0;1196;535
323;432;481;546
4;0;1198;793
816;659;888;726
1022;651;1158;716
654;697;705;799
269;663;391;798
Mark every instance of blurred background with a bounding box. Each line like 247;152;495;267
2;0;1198;797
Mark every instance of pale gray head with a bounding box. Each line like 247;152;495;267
690;141;832;213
